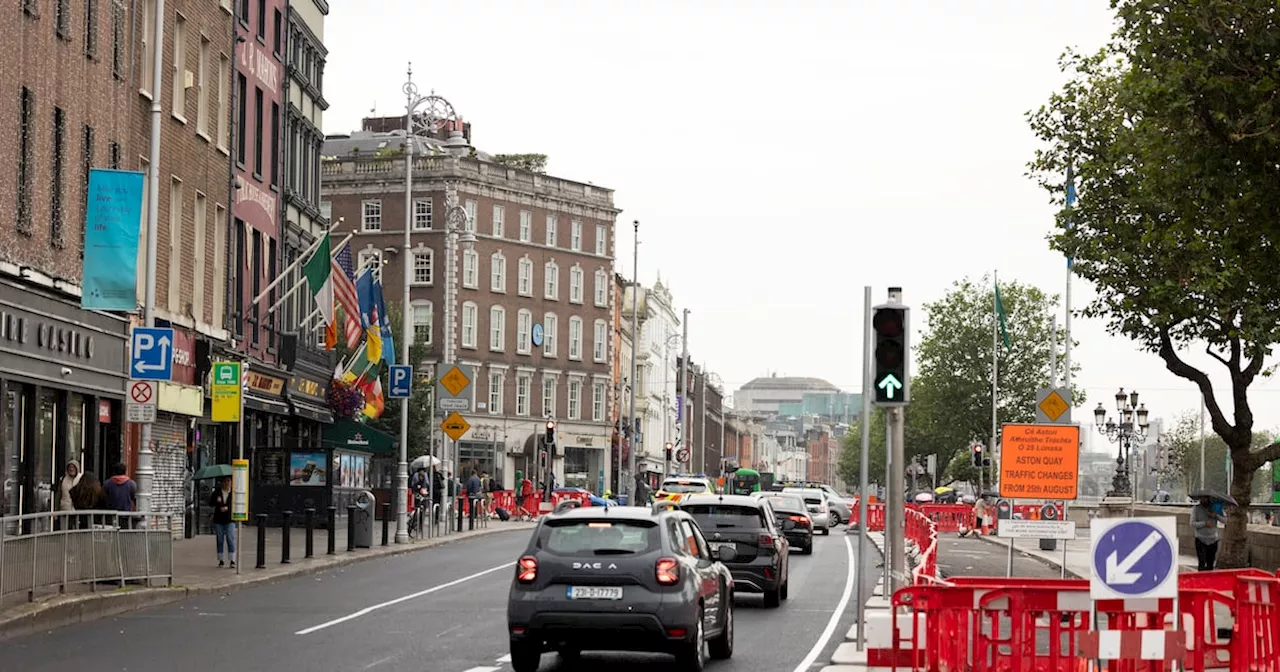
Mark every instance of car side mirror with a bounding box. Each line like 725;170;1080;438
715;545;737;562
782;519;797;531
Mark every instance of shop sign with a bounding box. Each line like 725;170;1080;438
0;280;127;395
288;373;328;405
169;329;196;385
245;370;286;396
98;400;112;423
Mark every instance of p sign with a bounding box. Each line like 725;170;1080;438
388;364;412;399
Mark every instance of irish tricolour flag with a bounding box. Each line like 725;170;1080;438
303;234;334;326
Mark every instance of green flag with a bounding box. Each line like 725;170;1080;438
995;282;1012;350
303;234;334;325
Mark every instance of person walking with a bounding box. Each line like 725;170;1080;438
1191;495;1223;571
466;470;483;526
103;463;137;528
210;476;236;568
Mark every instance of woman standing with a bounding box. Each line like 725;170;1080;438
55;461;82;529
1190;495;1223;571
210;476;236;568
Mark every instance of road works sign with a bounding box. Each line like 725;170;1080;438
440;411;471;442
1090;517;1177;600
997;423;1081;500
435;365;475;412
1035;387;1072;424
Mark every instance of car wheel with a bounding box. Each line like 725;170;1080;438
821;526;831;536
801;543;813;555
708;591;734;660
763;584;781;608
510;639;541;672
830;511;841;526
675;607;706;671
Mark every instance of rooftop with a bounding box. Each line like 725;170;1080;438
738;376;841;392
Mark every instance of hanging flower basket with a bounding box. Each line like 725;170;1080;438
327;379;365;419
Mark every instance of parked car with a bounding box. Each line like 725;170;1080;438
507;500;735;672
783;487;832;535
678;493;790;607
753;492;814;554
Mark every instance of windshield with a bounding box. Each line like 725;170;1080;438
763;495;804;512
661;481;709;494
683;504;765;530
539;520;659;555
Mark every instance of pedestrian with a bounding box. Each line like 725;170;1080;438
210;476;236;567
483;471;498;515
103;463;137;528
466;470;483;524
1191;495;1222;571
516;470;534;520
431;468;445;523
55;460;82;530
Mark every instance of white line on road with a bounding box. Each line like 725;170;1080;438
460;668;501;672
294;561;516;635
791;534;856;672
495;654;511;663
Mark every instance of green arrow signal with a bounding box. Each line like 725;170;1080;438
877;374;903;399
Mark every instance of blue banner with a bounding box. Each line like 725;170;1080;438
370;278;395;366
82;169;144;311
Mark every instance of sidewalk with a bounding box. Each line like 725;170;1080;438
976;534;1199;578
0;519;534;642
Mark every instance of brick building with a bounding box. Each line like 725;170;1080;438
686;361;724;477
321;120;619;490
0;0;136;519
610;272;635;492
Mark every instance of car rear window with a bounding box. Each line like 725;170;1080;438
763;495;804;512
683;504;766;530
662;481;708;494
539;520;659;555
804;497;823;508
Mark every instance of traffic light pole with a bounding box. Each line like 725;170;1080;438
888;406;906;593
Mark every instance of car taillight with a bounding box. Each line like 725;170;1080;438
789;515;810;525
516;556;537;583
656;557;680;585
758;534;774;546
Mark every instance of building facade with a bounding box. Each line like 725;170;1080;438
321;121;619;490
1;0;140;521
625;280;680;485
688;362;724;477
733;375;841;415
610;273;633;494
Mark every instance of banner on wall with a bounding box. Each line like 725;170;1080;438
81;168;144;311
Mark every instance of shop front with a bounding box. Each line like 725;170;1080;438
283;344;333;449
323;419;397;520
0;276;128;524
562;431;606;493
147;325;203;534
241;364;296;524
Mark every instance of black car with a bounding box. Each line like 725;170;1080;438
678;494;790;607
507;500;736;672
755;492;814;554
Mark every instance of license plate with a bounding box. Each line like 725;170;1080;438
709;542;736;553
567;586;623;600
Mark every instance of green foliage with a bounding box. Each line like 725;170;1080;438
907;276;1081;489
1156;410;1275;503
941;448;981;487
375;146;405;159
1026;0;1280;566
838;408;886;489
492;153;549;174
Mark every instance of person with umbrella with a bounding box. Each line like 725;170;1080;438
1190;491;1229;571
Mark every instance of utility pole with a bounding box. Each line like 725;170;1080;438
678;309;689;474
699;362;707;474
855;286;872;649
626;221;639;501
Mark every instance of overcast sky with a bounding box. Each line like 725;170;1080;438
324;0;1280;440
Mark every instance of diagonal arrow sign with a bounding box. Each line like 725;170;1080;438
877;374;903;399
1105;530;1163;585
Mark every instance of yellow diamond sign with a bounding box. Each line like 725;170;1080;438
440;366;470;397
1037;389;1070;423
440;412;471;441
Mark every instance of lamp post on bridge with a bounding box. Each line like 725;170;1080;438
1094;387;1151;498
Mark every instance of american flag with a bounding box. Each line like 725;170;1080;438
332;245;362;348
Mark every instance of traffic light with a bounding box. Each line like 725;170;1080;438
545;420;557;447
665;442;673;461
971;444;984;468
872;306;909;405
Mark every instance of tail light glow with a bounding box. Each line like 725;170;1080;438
516;555;538;583
789;515;811;525
656;557;680;585
758;534;774;546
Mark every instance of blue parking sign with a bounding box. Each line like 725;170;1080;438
388;364;412;399
130;327;174;381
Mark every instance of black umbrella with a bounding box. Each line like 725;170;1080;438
1189;489;1237;506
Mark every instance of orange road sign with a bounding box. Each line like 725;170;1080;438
998;423;1080;500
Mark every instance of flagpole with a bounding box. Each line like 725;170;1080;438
266;233;355;315
991;271;999;493
251;218;344;306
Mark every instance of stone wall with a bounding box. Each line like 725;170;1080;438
1086;502;1280;569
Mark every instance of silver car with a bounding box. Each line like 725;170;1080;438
814;484;851;525
782;488;831;535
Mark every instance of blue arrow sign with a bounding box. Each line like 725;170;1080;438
1091;518;1176;598
877;374;903;399
388;364;413;400
130;327;174;381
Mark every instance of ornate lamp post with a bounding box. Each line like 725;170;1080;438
1094;387;1150;498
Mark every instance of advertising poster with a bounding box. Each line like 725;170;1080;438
82;169;144;310
289;452;327;486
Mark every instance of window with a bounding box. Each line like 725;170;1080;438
253;87;264;176
56;0;69;38
17;87;34;235
361;200;382;231
168;177;184;310
272;8;282;55
544;260;559;299
216;55;230;150
516;309;532;355
546;215;557;246
236;73;247;162
568;379;581;420
519;210;531;241
517;257;533;296
492;204;504;237
569;266;584;304
490;252;506;292
80;124;93;248
172;14;188;119
542;378;556;417
109;141;119;169
196;36;210;135
489;306;506;351
592;382;606;422
412;249;433;285
571;220;582;251
593;320;607;362
595;223;607;255
256;0;266;39
193;192;207;319
141;0;157;94
543;313;558;357
569;317;583;360
270;103;279;185
461;302;478;348
51;107;65;246
413;198;432;230
465;199;476;233
111;1;125;79
411;300;433;345
356;248;381;275
84;0;98;57
488;372;504;414
594;269;608;306
462;249;478;288
236;0;248;24
516;375;531;416
320;201;331;220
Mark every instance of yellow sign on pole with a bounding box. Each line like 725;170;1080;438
440;366;471;397
1037;390;1070;422
231;459;249;522
440;411;471;441
211;361;242;423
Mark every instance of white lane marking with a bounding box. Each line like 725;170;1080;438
495;654;512;663
790;534;856;672
294;561;516;635
460;668;501;672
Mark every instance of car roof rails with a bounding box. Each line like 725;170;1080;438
651;500;679;515
553;499;583;515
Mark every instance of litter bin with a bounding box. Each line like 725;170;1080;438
1039;538;1057;551
352;490;376;548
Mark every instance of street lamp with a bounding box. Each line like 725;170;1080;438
398;65;473;543
1093;387;1151;498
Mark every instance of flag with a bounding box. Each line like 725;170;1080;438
324;321;337;350
1065;164;1077;269
342;341;380;385
332;245;362;348
355;271;383;364
303;235;334;325
370;276;395;366
995;281;1012;350
362;377;385;418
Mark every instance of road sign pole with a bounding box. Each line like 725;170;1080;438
856;286;872;651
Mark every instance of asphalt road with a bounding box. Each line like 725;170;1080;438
6;526;880;672
935;534;1067;579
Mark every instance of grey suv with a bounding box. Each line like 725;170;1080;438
507;500;736;671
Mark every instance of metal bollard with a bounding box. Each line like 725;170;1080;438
456;497;464;532
469;498;476;531
326;506;337;555
381;502;390;546
347;504;357;551
281;510;292;564
305;508;315;558
255;514;267;569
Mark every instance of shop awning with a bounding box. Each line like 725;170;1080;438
322;419;397;455
244;393;290;415
287;396;333;424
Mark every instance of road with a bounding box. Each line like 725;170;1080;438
6;526;880;672
935;534;1067;578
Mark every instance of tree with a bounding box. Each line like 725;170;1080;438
1027;0;1280;567
838;408;886;490
1156;411;1275;503
908;276;1081;490
491;153;548;174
